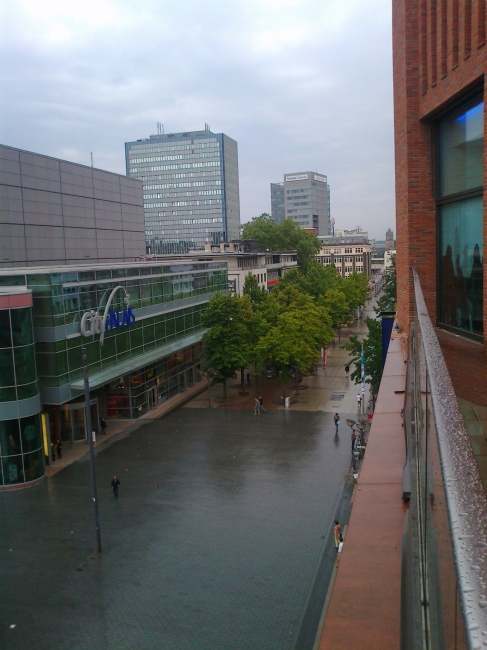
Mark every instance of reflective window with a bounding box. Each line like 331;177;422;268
438;102;484;197
439;197;483;334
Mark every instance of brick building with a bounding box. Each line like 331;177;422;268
393;1;485;343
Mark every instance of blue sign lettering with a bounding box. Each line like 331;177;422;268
105;307;136;331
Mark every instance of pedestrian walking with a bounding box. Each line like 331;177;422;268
334;520;342;549
356;393;362;411
254;397;260;415
246;372;251;385
111;475;120;499
100;417;107;435
56;440;62;459
345;364;350;376
333;413;340;434
259;396;266;414
336;535;344;566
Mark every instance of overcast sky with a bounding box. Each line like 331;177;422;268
1;0;394;240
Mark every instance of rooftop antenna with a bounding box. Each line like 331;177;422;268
205;123;210;131
157;122;164;135
90;152;93;168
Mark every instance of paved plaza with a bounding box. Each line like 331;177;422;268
0;302;375;650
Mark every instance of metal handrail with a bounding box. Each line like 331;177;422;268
413;268;487;649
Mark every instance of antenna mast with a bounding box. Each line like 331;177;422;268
90;152;93;168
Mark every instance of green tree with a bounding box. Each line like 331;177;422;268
321;288;351;336
257;294;334;399
341;272;370;311
376;255;397;313
202;293;255;399
342;317;383;396
243;272;267;305
240;214;321;271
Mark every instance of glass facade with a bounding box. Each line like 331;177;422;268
437;100;484;338
125;131;241;254
0;261;227;459
0;298;44;487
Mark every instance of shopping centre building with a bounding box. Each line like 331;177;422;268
0;260;227;488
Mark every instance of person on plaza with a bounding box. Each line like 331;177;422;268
51;443;56;463
56;440;62;460
345;364;350;377
351;429;356;452
100;417;107;435
246;372;251;385
334;520;342;549
254;397;260;415
336;535;344;566
334;413;340;434
356;393;362;411
111;475;120;499
259;396;266;413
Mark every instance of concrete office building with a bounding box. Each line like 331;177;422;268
125;129;241;255
0;260;227;488
0;145;146;268
270;182;285;223
282;171;331;235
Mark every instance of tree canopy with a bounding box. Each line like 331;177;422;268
342;317;383;396
376;255;397;313
240;214;321;271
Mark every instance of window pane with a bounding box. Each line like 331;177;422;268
438;102;484;196
23;448;44;482
17;382;39;400
10;308;33;346
0;310;11;348
1;454;23;485
14;345;37;385
0;348;15;387
0;419;21;455
439;196;483;335
20;414;42;453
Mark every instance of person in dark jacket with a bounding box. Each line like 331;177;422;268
111;475;120;498
100;418;107;435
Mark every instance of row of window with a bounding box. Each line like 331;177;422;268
144;199;222;209
130;151;220;164
140;171;220;182
132;161;221;173
129;141;218;155
321;247;364;255
142;180;221;192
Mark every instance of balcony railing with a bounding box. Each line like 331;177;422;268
402;269;487;649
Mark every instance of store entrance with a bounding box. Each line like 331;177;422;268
59;398;98;444
148;386;158;411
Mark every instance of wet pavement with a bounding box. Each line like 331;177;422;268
0;408;352;650
0;301;376;650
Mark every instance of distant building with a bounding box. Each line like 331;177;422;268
0;144;145;268
150;241;297;295
125;129;241;254
316;234;371;278
270;182;285;223
385;228;396;251
281;171;331;235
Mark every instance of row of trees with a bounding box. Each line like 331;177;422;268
201;261;370;399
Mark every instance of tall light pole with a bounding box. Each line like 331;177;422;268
82;347;102;553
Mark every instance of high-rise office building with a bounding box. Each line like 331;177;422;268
125;129;241;253
270;182;285;223
281;171;330;235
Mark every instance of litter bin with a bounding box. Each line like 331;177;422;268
285;397;290;408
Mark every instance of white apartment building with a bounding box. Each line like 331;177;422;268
316;235;371;278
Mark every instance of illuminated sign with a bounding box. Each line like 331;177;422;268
285;174;308;182
314;174;327;183
80;285;136;345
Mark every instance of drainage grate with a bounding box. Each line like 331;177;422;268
331;394;344;401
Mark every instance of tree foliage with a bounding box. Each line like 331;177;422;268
342;317;383;396
201;293;256;398
240;214;321;271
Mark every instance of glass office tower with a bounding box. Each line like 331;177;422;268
125;130;241;254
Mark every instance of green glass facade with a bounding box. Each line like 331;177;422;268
0;295;44;487
0;261;227;484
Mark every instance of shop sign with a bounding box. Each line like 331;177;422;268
313;174;327;183
285;174;308;182
80;285;136;345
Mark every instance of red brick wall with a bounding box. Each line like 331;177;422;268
393;0;486;335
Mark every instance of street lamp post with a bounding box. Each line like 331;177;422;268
82;347;102;553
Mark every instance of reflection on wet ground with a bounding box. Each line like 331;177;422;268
0;407;352;650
